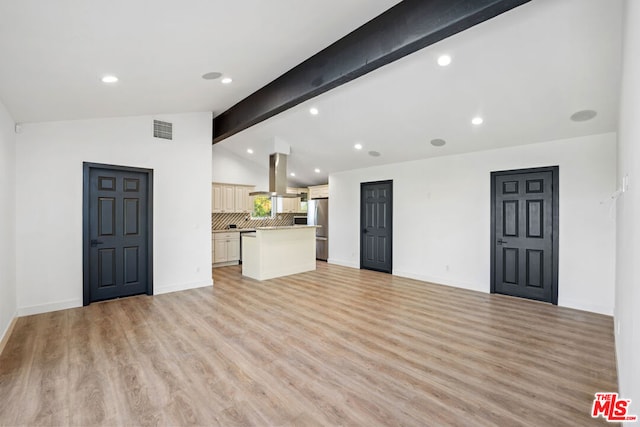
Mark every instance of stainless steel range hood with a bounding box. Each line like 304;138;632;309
249;153;300;198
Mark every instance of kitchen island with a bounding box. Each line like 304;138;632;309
242;225;318;281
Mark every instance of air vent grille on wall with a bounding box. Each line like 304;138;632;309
153;120;173;140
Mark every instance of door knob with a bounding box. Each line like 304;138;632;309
497;238;508;245
363;229;369;234
90;239;104;247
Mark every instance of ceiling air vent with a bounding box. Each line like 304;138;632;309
153;120;173;140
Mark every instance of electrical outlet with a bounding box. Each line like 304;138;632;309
622;174;630;192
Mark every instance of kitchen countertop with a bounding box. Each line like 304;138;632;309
212;228;256;233
255;225;319;231
213;225;319;233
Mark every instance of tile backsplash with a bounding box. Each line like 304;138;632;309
212;213;301;231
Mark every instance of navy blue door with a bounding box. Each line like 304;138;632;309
492;168;558;304
85;166;151;304
360;180;393;274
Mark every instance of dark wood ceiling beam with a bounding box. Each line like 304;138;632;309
212;0;530;143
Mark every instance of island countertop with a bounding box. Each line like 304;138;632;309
213;225;319;233
212;228;256;233
255;225;319;231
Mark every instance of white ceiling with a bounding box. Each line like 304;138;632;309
0;0;623;187
217;0;623;186
0;0;400;122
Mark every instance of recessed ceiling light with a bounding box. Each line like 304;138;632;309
437;55;452;67
430;138;446;147
101;75;118;83
202;72;222;80
309;107;319;116
471;117;484;125
354;143;363;150
290;172;296;177
221;77;233;84
247;148;254;154
368;151;381;157
570;109;597;122
314;168;320;173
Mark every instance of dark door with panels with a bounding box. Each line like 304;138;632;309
491;167;558;304
361;180;393;274
83;163;153;305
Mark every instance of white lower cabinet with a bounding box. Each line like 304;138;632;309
213;232;240;265
213;239;227;263
227;238;240;261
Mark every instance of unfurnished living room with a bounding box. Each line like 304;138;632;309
0;0;638;426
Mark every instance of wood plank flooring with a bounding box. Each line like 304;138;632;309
0;262;618;426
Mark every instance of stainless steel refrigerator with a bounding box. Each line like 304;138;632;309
307;198;328;260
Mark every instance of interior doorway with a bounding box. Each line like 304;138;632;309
83;163;153;305
490;166;558;304
360;180;393;274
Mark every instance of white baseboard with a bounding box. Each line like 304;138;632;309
327;258;359;269
18;299;82;317
0;313;17;356
15;281;214;316
155;279;213;295
557;298;613;316
395;270;613;316
212;261;239;268
391;270;487;294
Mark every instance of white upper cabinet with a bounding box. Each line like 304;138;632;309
309;184;328;199
212;183;255;213
275;187;308;213
234;186;254;213
212;183;234;213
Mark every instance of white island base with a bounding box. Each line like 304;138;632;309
242;226;317;281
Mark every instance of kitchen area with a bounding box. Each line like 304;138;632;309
211;153;329;280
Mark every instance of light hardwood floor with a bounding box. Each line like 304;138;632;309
0;263;617;426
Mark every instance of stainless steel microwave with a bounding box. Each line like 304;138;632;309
293;216;307;225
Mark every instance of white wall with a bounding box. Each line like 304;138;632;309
615;0;640;415
330;132;617;315
212;144;268;188
0;99;16;342
15;113;213;315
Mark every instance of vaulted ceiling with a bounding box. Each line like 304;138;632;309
0;0;623;186
216;0;622;185
0;0;400;122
